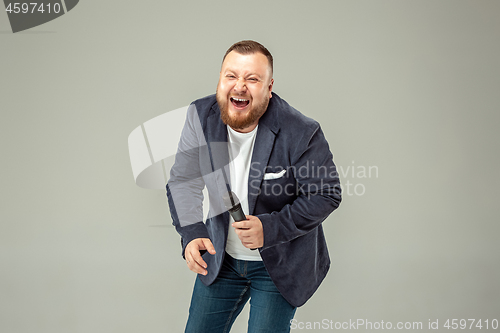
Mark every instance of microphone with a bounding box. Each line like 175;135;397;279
222;191;246;222
222;191;257;250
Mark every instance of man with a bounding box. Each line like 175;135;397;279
166;40;341;333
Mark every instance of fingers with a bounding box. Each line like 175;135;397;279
232;217;259;235
202;238;216;255
232;215;259;229
185;238;216;276
186;250;207;275
240;238;258;249
240;239;255;248
232;215;263;249
232;220;250;229
231;215;251;229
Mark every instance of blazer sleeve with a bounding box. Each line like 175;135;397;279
166;104;210;257
256;122;342;250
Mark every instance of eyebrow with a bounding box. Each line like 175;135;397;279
224;69;262;78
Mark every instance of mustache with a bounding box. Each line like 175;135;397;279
230;94;251;99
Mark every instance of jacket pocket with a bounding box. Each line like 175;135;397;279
263;169;286;180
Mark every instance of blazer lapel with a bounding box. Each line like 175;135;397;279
206;112;229;170
248;126;276;215
206;105;232;196
248;95;280;215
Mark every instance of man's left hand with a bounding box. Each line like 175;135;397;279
232;215;264;249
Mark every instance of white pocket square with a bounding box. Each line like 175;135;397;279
263;170;286;180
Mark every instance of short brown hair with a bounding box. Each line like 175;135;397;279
222;40;273;74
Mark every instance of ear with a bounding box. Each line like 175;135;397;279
268;78;274;98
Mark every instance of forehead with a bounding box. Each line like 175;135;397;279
221;51;271;76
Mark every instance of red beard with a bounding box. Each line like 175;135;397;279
216;89;269;131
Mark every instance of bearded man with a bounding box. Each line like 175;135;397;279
166;40;342;333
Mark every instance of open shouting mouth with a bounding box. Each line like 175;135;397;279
230;97;250;110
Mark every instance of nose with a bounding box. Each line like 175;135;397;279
233;78;247;93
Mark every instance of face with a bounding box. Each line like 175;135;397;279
216;51;274;133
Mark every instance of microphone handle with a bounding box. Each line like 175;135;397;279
229;204;257;250
229;204;246;222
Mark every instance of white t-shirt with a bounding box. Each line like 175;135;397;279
225;125;262;261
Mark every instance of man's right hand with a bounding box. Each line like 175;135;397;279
185;238;216;275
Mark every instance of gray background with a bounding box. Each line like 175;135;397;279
1;0;499;332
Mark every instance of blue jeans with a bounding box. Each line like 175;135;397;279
185;253;296;333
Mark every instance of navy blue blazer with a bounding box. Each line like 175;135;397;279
166;92;341;307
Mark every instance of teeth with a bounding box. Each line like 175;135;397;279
232;98;248;102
